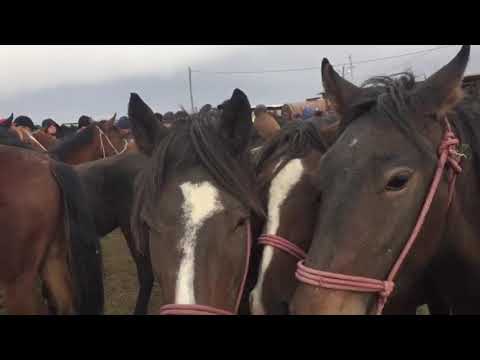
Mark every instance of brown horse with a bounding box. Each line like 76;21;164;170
33;129;59;150
291;45;480;315
50;115;130;165
0;127;104;314
130;89;264;315
249;114;338;314
12;126;58;152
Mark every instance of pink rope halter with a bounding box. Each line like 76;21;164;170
258;234;307;260
296;117;464;315
159;221;252;315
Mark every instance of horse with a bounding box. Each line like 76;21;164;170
129;89;264;315
50;115;130;165
0;127;104;315
11;126;58;152
0;113;14;128
248;114;339;315
75;151;153;314
290;45;480;315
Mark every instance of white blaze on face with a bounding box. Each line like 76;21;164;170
175;181;224;304
250;158;304;314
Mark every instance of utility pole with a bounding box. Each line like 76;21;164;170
342;65;345;78
188;66;195;114
348;55;354;82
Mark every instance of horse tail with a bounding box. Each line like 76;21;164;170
51;161;104;314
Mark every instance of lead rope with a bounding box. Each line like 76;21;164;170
96;126;128;159
295;116;463;315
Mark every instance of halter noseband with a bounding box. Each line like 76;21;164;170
96;125;128;159
295;117;464;315
158;221;252;315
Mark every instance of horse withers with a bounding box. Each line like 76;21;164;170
129;89;264;315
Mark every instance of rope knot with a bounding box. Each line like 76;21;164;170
380;281;395;298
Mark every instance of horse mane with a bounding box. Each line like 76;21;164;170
255;114;337;189
337;71;480;183
49;123;96;161
131;109;264;255
0;127;35;149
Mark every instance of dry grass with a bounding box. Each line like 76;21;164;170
0;229;163;315
102;229;162;315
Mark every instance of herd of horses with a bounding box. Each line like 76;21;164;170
0;45;479;315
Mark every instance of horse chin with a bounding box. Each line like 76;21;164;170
290;285;371;315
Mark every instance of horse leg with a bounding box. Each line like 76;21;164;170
121;226;153;315
133;255;154;315
4;274;46;315
41;251;75;315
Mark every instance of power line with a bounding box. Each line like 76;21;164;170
191;45;457;75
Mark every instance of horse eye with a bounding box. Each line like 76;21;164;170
386;172;411;191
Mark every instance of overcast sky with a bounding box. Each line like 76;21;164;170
1;45;479;124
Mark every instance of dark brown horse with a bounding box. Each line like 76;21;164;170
50;115;130;165
75;151;153;314
130;89;264;315
249;114;338;314
291;45;480;315
0;127;104;315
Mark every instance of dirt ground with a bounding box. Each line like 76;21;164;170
0;229;430;315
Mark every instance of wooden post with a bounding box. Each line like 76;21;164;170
188;67;195;113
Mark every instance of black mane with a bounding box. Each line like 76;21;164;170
339;71;480;179
255;115;337;188
132;109;264;254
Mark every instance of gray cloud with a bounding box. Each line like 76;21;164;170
1;45;478;124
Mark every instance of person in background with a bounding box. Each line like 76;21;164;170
161;111;176;128
116;116;132;136
253;105;280;142
14;116;36;133
78;115;93;130
42;118;63;139
0;113;14;128
302;107;316;120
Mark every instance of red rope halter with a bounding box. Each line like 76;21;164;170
295;117;464;315
159;221;252;315
258;234;307;260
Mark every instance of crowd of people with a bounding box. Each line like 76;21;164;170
0;114;133;139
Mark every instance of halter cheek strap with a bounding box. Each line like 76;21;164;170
96;126;128;159
295;117;464;315
158;221;252;315
258;234;307;260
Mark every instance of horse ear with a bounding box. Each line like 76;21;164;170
105;113;116;129
7;113;14;122
218;88;253;155
128;93;169;156
412;45;470;116
321;58;362;116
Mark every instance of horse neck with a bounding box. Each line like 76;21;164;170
419;108;480;313
60;127;102;165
